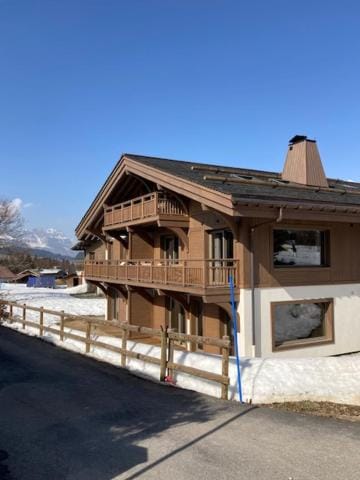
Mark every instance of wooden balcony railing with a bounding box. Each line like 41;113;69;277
84;259;238;289
104;192;187;228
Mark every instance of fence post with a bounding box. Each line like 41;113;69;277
159;326;167;381
39;307;44;336
167;328;175;379
60;311;65;341
85;322;92;353
9;304;13;323
121;324;128;367
221;335;230;400
22;304;26;329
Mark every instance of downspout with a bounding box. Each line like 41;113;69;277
250;207;283;356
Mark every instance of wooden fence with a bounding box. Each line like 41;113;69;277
0;300;231;399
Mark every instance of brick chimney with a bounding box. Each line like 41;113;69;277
281;135;328;188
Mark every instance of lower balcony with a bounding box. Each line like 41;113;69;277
84;259;239;300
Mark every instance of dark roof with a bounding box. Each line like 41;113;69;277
126;154;360;208
0;266;16;280
71;240;91;251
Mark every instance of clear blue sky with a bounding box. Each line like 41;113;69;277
1;0;360;238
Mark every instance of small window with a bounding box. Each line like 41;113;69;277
161;235;179;261
272;300;333;350
109;289;119;321
273;229;329;267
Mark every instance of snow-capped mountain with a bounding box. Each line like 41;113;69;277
21;228;77;258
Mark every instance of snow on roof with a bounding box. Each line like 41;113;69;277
39;269;65;275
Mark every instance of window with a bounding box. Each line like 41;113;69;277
107;242;113;260
193;301;203;350
109;289;119;320
166;297;185;333
272;299;334;350
161;235;179;261
273;229;329;267
209;230;234;284
210;230;234;259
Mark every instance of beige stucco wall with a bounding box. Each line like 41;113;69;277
238;284;360;358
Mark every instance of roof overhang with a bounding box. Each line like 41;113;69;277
75;155;236;239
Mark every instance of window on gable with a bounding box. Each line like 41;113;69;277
273;229;329;267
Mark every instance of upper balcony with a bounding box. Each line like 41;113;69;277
103;192;189;231
84;258;239;301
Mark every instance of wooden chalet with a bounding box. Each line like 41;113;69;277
0;266;16;283
76;135;360;357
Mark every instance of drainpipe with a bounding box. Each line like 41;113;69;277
250;207;283;357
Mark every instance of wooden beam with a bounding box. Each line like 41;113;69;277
157;290;189;310
108;284;128;299
87;280;109;296
131;287;154;303
127;228;154;246
105;231;129;249
85;228;108;244
165;227;189;252
217;302;240;332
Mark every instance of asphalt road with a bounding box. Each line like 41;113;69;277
0;327;359;480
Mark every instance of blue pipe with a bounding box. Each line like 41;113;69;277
229;275;243;403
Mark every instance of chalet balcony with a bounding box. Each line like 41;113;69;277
103;192;188;230
84;259;239;299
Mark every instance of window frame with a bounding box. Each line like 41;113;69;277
209;229;234;260
271;298;334;352
160;234;180;261
272;226;331;269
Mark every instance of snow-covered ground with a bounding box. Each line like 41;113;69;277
0;283;106;319
1;283;359;406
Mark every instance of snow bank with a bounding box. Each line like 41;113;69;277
1;283;359;406
2;318;359;406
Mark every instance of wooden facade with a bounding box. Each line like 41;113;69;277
76;137;360;357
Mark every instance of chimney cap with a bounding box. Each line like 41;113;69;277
289;135;308;145
289;135;315;145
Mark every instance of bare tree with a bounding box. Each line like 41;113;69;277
0;199;24;247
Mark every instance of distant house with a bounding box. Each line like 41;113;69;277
64;272;83;288
0;266;16;283
18;269;67;288
14;269;39;284
39;268;67;278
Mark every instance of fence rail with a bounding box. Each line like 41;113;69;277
0;300;230;399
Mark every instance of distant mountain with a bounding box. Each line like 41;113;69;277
2;228;78;259
22;228;77;258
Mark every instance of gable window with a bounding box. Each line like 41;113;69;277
273;229;329;267
272;299;334;351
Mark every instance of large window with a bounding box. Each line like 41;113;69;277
272;299;334;350
273;229;329;267
210;230;234;259
209;230;234;285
